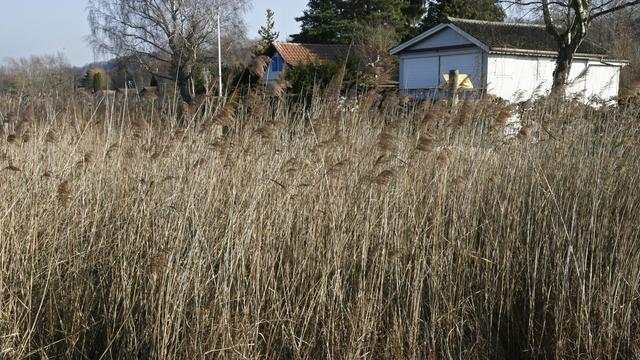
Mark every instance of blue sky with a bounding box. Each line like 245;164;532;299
247;1;307;42
0;1;307;67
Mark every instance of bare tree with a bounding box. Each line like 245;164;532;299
0;53;78;95
501;0;640;90
88;0;249;103
589;6;640;89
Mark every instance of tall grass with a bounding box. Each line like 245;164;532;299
0;90;639;359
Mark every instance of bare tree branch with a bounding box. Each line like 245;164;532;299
87;0;249;102
590;0;640;19
499;0;640;89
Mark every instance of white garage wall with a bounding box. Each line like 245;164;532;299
486;55;620;103
398;49;622;103
487;55;551;101
567;60;588;96
585;65;620;102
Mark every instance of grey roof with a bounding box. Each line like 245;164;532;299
447;17;609;56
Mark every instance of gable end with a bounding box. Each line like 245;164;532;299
405;27;475;51
390;24;489;55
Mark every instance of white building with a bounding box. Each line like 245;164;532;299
390;18;627;103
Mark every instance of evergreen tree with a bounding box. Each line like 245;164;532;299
403;0;427;35
420;0;505;31
291;0;349;44
292;0;425;44
93;73;104;93
80;67;110;92
257;9;280;52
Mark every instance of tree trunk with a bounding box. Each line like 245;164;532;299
552;32;584;93
177;71;193;103
552;46;573;91
171;49;194;103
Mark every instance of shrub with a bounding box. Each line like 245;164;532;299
288;58;360;96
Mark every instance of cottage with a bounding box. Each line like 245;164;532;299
264;42;350;84
390;18;627;103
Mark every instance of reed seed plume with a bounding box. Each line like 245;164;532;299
249;55;270;80
13;120;27;137
190;157;207;171
416;134;437;152
45;128;58;144
455;96;474;126
268;77;292;98
519;123;534;139
21;130;31;143
56;179;72;207
4;164;20;172
437;147;452;166
377;130;398;153
131;116;150;134
495;108;512;126
374;169;395;185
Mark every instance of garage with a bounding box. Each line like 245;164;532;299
391;17;626;103
399;49;483;100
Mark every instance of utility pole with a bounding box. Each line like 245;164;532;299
217;1;223;97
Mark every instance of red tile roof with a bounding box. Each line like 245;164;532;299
270;42;351;66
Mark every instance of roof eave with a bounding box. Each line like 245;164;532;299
390;24;448;55
489;47;629;64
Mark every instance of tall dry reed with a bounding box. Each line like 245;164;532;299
0;90;639;359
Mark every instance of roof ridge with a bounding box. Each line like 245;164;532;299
275;41;348;46
447;17;546;28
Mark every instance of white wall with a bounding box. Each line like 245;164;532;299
486;54;622;103
486;55;552;101
399;48;484;91
585;65;620;102
567;60;588;96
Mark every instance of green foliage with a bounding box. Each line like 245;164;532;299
287;58;360;96
257;9;280;53
288;61;340;95
354;25;400;84
291;0;349;44
402;0;428;39
292;0;425;44
190;63;216;94
109;56;143;89
93;73;103;93
84;67;109;92
420;0;505;32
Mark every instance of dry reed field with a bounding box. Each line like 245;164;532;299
0;90;639;359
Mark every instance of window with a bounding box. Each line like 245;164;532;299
271;55;283;72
